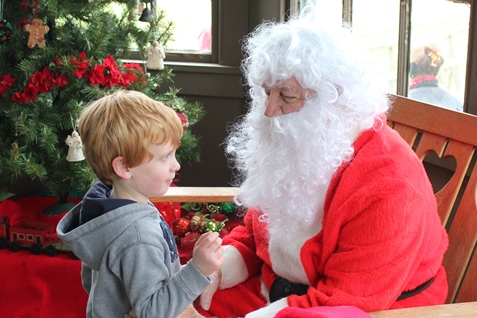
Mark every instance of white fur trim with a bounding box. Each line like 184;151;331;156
260;276;271;303
219;245;248;289
244;297;288;318
268;209;323;285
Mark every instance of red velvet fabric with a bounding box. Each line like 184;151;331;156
0;195;181;318
275;306;372;318
0;196;86;318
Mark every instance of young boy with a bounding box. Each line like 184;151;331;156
57;90;223;318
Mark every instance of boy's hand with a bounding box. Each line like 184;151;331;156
192;231;224;277
177;305;205;318
123;310;136;318
124;305;204;318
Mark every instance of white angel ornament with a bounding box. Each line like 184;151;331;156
146;40;166;70
66;130;85;162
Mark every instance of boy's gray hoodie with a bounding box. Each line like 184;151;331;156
57;182;210;318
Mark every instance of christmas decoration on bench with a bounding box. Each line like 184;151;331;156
170;202;246;262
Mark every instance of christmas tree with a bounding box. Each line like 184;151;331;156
0;1;204;213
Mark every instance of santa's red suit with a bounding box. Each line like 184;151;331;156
197;122;448;318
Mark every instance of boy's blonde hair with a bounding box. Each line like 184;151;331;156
79;90;183;185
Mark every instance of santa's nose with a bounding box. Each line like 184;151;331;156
264;92;282;117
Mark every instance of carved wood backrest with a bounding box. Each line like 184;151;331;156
387;94;477;303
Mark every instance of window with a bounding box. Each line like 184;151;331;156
407;0;469;112
118;1;215;63
350;0;470;112
156;0;212;53
296;1;470;112
352;1;400;94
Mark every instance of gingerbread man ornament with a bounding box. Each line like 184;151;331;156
25;18;49;49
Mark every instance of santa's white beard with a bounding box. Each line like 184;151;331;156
227;97;362;239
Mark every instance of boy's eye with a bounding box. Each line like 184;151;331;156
161;149;177;161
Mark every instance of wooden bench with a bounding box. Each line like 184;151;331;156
387;94;477;304
150;187;238;203
369;300;477;318
151;94;477;304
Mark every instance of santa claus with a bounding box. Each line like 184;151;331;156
196;5;448;318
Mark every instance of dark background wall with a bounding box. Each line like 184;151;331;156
167;1;286;187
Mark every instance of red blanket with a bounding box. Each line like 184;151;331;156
276;306;372;318
0;196;87;317
0;195;181;318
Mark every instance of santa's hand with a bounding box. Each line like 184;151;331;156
244;298;288;318
192;231;224;277
199;268;222;310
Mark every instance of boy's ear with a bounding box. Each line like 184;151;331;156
112;156;131;180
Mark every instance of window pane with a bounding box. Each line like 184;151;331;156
352;0;400;94
156;0;212;52
408;0;469;112
291;1;341;24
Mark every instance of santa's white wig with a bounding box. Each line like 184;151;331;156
226;6;390;236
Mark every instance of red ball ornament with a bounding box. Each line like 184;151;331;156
176;111;189;131
172;217;190;237
173;172;182;183
211;213;228;222
180;207;189;217
201;205;209;214
181;231;200;250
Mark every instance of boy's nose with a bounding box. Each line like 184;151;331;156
173;158;181;172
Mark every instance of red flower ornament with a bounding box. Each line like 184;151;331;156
0;74;16;96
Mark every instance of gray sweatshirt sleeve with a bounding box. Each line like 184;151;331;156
81;262;92;294
112;242;211;318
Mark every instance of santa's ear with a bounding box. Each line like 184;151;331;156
112;156;131;180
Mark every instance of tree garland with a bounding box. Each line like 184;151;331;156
0;52;145;103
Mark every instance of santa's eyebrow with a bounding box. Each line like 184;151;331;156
278;85;296;94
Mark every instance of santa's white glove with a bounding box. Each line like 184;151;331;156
244;298;288;318
199;268;222;310
199;245;248;311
